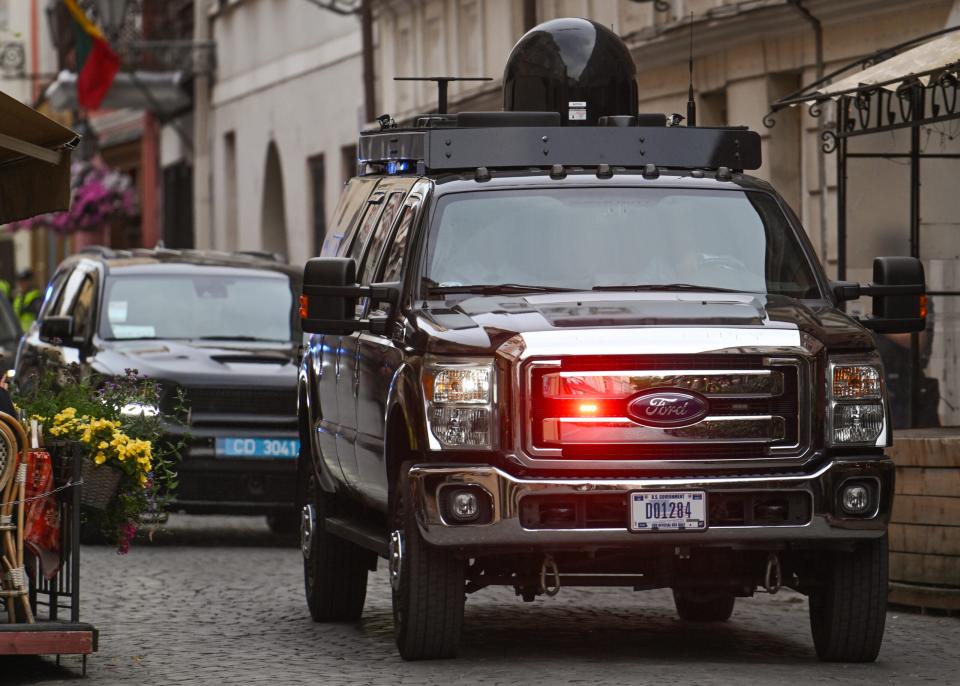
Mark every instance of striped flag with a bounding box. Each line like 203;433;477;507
64;0;120;110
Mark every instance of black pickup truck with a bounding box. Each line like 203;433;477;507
295;18;926;663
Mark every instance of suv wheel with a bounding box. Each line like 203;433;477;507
390;471;465;660
301;463;369;622
673;590;736;622
808;535;888;662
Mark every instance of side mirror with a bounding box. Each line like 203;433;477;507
833;257;926;333
38;315;75;344
300;257;399;336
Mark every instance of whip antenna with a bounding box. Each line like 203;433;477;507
686;12;696;126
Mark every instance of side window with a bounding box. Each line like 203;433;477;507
323;177;379;257
381;199;421;283
53;269;87;317
39;269;69;319
71;275;97;340
343;195;384;263
358;192;405;285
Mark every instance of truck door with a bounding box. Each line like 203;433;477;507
355;192;423;509
336;181;410;490
312;178;381;487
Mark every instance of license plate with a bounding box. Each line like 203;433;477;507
215;437;301;459
629;491;707;532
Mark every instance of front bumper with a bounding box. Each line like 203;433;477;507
165;424;298;514
409;457;893;550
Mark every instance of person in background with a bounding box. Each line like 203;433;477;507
13;269;41;330
0;278;10;301
0;372;16;418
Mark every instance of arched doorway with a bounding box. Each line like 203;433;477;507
260;141;288;258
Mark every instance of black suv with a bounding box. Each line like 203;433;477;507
16;248;303;529
295;19;926;664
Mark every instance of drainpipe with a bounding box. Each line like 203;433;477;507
361;0;376;123
789;0;830;269
523;0;537;32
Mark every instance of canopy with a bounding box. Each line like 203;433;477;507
0;90;78;224
818;31;960;96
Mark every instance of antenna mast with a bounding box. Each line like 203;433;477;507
686;12;697;127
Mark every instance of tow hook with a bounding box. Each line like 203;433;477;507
764;553;782;594
300;504;316;559
539;554;561;597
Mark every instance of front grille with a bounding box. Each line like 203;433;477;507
526;354;805;461
518;491;812;529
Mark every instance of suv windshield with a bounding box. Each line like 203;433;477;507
425;188;822;298
99;272;296;342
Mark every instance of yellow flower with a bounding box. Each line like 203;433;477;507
94;452;107;465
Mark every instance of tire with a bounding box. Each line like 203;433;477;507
301;461;370;622
673;590;736;622
391;470;465;661
808;535;888;663
266;510;299;536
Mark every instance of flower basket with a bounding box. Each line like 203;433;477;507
79;456;123;511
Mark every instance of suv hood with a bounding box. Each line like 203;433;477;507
91;339;299;387
412;292;875;355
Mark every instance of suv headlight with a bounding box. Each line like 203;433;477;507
423;357;495;449
828;354;886;446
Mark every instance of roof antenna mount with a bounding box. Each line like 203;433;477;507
686;12;697;127
394;76;492;114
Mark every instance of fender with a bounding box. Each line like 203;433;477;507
298;358;337;494
384;362;427;475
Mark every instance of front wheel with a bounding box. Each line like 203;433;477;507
391;472;465;660
301;463;370;622
673;590;736;622
808;535;888;662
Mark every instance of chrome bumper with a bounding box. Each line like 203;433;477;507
408;457;894;549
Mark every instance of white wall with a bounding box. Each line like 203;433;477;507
209;0;364;264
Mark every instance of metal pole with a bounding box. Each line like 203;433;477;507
909;110;921;428
788;1;829;269
836;134;847;282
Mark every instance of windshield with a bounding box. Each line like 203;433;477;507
425;188;823;298
100;272;296;342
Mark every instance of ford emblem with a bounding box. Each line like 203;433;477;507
627;390;709;428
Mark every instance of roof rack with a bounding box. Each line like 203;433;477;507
358;113;761;175
79;245;119;258
235;250;286;263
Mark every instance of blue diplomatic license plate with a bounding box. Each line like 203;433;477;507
629;491;707;532
215;437;301;459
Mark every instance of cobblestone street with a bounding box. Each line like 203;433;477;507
4;515;959;685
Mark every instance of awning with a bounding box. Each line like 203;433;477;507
0;89;78;225
818;31;960;96
44;70;191;113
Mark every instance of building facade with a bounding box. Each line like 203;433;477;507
200;0;365;262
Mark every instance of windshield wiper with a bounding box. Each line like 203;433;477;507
426;283;578;295
591;283;744;293
193;335;285;342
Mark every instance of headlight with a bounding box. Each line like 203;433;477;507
120;402;160;418
423;358;495;449
828;355;886;446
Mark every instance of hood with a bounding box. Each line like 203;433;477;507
411;292;875;355
91;339;300;387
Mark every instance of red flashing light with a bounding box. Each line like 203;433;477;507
299;295;309;320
